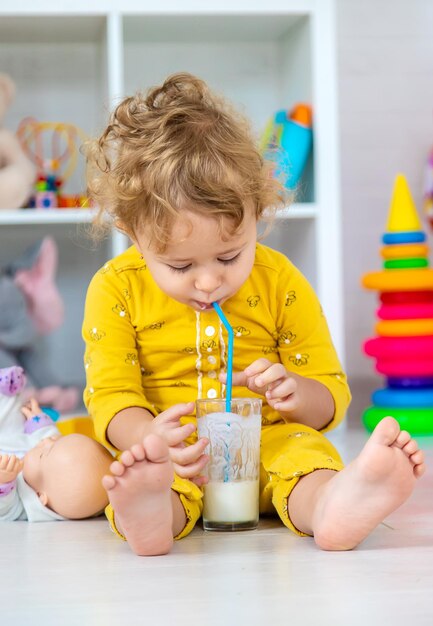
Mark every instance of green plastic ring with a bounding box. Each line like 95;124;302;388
362;405;433;435
383;257;428;269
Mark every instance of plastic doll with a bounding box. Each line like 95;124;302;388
0;366;112;521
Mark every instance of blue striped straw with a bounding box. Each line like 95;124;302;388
212;302;233;412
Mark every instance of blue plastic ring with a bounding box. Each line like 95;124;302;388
372;387;433;408
382;231;426;244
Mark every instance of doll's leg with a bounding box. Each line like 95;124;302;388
102;433;202;556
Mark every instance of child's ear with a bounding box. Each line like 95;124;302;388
37;491;48;507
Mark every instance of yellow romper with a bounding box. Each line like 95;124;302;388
83;244;351;539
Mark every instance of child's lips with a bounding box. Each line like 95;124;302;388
196;301;214;310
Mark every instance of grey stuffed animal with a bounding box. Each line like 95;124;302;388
0;238;79;412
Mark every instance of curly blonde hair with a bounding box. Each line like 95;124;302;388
84;72;287;250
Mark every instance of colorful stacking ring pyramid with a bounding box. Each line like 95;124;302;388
361;174;433;435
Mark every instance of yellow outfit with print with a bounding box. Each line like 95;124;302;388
83;243;351;539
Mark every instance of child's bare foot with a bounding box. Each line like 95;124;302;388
102;434;175;556
312;417;425;550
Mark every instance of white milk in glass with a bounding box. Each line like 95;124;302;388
203;480;260;523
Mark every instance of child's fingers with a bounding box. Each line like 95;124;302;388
220;371;248;387
244;358;273;378
173;454;209;480
220;358;273;388
163;422;196;447
190;475;208;487
170;438;208;466
254;363;288;389
157;402;195;425
266;377;297;401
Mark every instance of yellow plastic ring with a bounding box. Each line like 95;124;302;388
375;318;433;336
380;243;429;260
362;268;433;291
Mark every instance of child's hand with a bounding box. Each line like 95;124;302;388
152;403;209;485
221;358;302;414
0;454;22;484
21;398;43;421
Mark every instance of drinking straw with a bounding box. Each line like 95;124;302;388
212;302;233;412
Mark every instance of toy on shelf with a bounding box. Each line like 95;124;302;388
361;173;433;435
16;117;92;210
261;103;313;190
0;74;36;210
0;237;79;413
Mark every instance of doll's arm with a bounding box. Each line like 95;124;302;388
21;398;55;434
21;397;44;420
0;453;22;485
0;454;25;520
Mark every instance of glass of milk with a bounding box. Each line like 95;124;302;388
196;398;262;531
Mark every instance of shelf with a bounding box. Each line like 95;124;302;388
277;203;316;219
0;210;96;225
0;204;316;225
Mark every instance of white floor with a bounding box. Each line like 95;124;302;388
2;423;433;626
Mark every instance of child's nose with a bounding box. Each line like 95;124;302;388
195;272;221;294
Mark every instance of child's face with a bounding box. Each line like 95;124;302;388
134;209;257;311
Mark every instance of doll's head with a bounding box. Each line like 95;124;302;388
22;433;112;519
85;72;287;249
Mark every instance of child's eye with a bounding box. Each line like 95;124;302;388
167;264;191;274
218;253;241;265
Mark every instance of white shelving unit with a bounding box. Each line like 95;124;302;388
0;0;344;390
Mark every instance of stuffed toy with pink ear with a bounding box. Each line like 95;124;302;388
14;237;64;334
0;238;79;413
0;73;36;210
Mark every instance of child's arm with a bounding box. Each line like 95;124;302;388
108;403;208;483
106;406;156;451
225;359;335;431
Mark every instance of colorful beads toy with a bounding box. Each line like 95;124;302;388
361;174;433;434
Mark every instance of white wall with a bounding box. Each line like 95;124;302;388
337;0;433;397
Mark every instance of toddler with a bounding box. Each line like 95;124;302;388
83;72;425;556
0;366;112;520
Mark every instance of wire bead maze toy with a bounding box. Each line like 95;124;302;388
17;118;91;209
